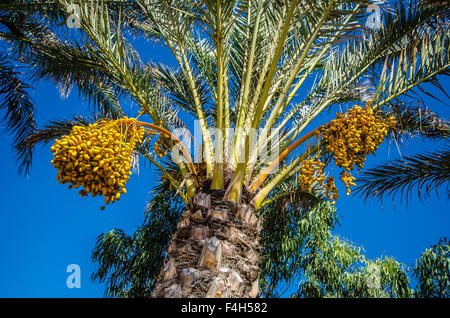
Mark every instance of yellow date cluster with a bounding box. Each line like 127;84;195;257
321;105;396;195
299;158;338;203
340;170;356;196
50;118;145;208
324;176;339;203
154;136;171;158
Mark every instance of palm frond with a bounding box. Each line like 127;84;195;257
1;2;127;116
386;102;450;140
147;63;210;118
354;149;450;202
277;0;448;153
0;56;36;176
28;40;125;117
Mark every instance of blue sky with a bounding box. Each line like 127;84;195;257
0;18;449;298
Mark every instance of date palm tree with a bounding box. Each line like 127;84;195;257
1;0;449;297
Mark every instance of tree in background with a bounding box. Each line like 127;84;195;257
413;238;450;298
0;0;449;297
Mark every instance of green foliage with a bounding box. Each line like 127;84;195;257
259;198;340;297
414;238;450;298
91;183;184;297
258;177;412;298
296;239;412;298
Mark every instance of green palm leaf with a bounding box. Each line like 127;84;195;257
386;102;450;140
0;57;36;175
355;149;450;202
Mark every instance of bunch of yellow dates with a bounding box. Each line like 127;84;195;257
153;135;171;158
299;158;339;203
50;118;145;208
322;105;396;171
321;105;397;195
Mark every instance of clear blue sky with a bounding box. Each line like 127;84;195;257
0;31;449;298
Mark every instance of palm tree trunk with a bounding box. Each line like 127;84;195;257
151;187;262;298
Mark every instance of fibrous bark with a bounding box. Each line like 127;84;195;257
152;185;261;298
